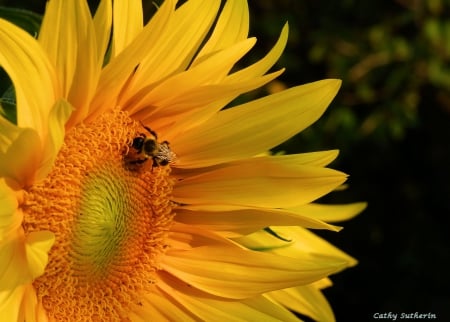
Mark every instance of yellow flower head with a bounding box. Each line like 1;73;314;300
0;0;365;321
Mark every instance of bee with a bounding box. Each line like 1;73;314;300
124;125;175;169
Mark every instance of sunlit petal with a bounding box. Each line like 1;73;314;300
267;284;335;322
93;0;112;63
88;0;175;120
162;245;347;299
173;161;347;208
172;79;341;167
289;202;367;222
0;179;19;236
112;0;143;56
127;0;221;93
175;207;341;235
0;19;57;136
193;0;249;63
157;272;300;322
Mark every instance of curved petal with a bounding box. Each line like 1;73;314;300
161;244;348;299
129;287;196;322
126;0;221;94
139;20;288;139
0;232;32;290
123;37;256;116
228;150;340;168
39;0;102;128
174;207;341;236
288;202;367;222
0;19;57;136
0;285;25;322
0;127;42;189
160;22;289;137
93;0;113;63
0;284;42;322
166;222;237;251
267;284;335;322
112;0;143;56
157;272;300;322
0;179;20;237
227;23;289;82
0;230;54;292
173;161;347;208
192;0;249;64
172;79;341;168
147;70;283;135
24;231;55;280
235;226;357;267
0;116;20;154
36;99;72;182
88;0;175;120
0;100;71;189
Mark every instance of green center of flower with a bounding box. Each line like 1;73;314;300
72;165;132;280
21;109;176;320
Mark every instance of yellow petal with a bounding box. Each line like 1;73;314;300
172;79;341;168
0;233;32;290
192;0;249;64
167;222;237;251
146;70;282;134
239;226;357;267
0;285;26;321
24;231;55;280
20;284;46;322
128;0;221;92
161;245;348;299
112;0;143;56
231;150;339;168
0;100;71;188
267;285;335;322
39;0;101;128
0;116;20;155
93;0;112;64
173;161;347;208
0;127;42;189
227;23;289;82
0;19;57;136
175;207;341;236
153;22;288;136
129;287;196;322
0;284;42;322
36;99;72;182
124;37;256;117
88;0;175;120
289;202;367;222
0;179;19;237
0;231;54;292
157;272;300;322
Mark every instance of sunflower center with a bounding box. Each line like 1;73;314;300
21;109;175;321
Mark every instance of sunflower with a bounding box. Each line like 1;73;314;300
0;0;365;321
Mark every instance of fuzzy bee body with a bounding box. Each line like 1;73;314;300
125;126;175;169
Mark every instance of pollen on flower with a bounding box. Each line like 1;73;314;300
20;109;176;321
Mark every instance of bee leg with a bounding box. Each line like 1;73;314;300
151;158;159;172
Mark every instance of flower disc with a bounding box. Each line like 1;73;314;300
21;109;175;321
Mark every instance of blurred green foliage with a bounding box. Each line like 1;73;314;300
244;0;450;154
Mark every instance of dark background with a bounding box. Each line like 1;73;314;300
1;0;449;320
245;1;450;321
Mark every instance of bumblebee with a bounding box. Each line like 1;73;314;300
125;125;175;169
